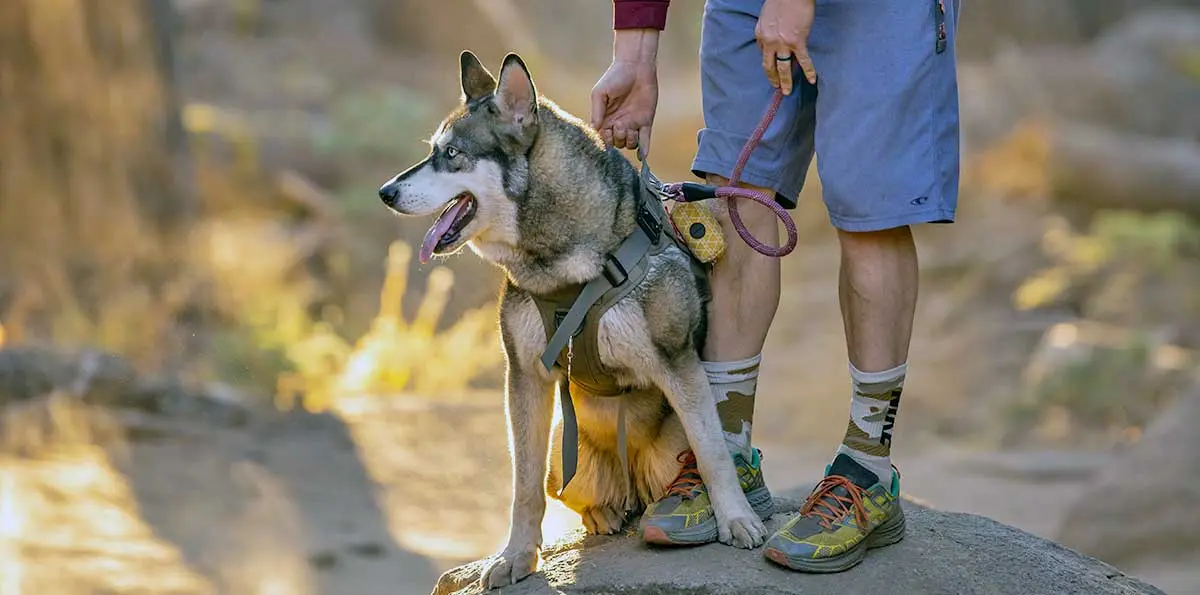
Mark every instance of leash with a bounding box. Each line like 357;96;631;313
656;89;798;258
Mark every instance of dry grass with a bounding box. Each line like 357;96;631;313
278;240;503;413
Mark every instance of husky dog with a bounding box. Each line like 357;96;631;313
379;51;768;591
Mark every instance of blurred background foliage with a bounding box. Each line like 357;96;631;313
1;0;1199;444
10;0;1199;428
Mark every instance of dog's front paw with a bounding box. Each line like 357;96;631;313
478;545;540;590
430;558;488;595
715;499;768;549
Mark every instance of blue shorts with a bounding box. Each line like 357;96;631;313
692;0;962;232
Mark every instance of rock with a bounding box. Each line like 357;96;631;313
1057;389;1200;569
433;496;1164;595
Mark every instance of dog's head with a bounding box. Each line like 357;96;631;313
379;51;539;264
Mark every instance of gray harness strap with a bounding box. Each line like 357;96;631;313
539;228;654;373
542;219;660;499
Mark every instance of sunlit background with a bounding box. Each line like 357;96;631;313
1;0;1199;593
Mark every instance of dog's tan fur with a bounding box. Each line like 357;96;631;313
380;51;767;593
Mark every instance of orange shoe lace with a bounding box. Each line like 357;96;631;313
800;475;870;533
664;450;706;498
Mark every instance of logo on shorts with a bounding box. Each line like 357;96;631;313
909;196;929;206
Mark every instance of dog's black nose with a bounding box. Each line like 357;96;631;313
379;183;399;205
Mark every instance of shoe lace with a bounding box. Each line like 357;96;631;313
664;450;705;499
800;475;870;533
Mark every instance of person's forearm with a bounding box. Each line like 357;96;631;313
613;29;660;63
612;0;667;63
613;0;669;30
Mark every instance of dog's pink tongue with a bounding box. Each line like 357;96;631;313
419;197;469;264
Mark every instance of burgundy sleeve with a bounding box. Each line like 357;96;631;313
613;0;670;30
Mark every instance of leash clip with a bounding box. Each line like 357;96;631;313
639;159;672;201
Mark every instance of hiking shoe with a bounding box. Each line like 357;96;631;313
639;448;774;546
763;453;906;573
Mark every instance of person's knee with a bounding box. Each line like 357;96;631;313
836;225;914;261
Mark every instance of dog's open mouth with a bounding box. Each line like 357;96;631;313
419;192;478;263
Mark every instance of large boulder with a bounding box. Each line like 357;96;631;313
433;496;1164;595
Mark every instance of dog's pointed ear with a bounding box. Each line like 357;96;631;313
459;50;496;102
495;53;537;127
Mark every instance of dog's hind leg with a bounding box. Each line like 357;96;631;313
548;415;634;536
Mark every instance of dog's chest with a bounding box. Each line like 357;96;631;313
526;282;654;396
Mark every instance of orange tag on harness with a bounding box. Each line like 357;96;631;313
669;202;725;263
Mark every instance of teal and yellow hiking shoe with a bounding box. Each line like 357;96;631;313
763;453;905;573
639;448;774;546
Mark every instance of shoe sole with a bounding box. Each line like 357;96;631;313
641;485;775;546
763;506;906;573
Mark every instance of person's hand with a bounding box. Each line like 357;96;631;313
755;0;817;95
590;30;660;159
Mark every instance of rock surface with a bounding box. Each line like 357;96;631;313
433;495;1165;595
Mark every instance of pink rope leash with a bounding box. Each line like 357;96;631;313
662;88;798;258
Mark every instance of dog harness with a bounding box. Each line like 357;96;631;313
534;162;707;501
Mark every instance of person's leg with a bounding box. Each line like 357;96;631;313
638;0;817;546
831;225;918;482
689;0;816;464
763;0;962;573
702;177;779;461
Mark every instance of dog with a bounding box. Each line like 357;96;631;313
378;50;768;591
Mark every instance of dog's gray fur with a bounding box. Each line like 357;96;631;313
379;51;768;591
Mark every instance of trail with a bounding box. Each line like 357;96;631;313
2;389;1190;595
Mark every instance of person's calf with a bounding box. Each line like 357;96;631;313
702;175;781;363
836;226;918;373
833;226;919;483
700;175;782;458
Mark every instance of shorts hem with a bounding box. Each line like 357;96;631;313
828;208;957;233
689;157;802;210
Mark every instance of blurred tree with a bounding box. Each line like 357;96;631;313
0;0;194;371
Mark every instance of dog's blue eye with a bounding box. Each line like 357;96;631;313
446;146;460;159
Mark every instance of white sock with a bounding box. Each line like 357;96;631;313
834;361;906;485
703;354;761;461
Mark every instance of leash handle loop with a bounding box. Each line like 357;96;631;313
656;89;798;258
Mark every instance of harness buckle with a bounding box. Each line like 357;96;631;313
636;201;664;244
602;253;629;286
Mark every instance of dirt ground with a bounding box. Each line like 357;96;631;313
3;385;1191;595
